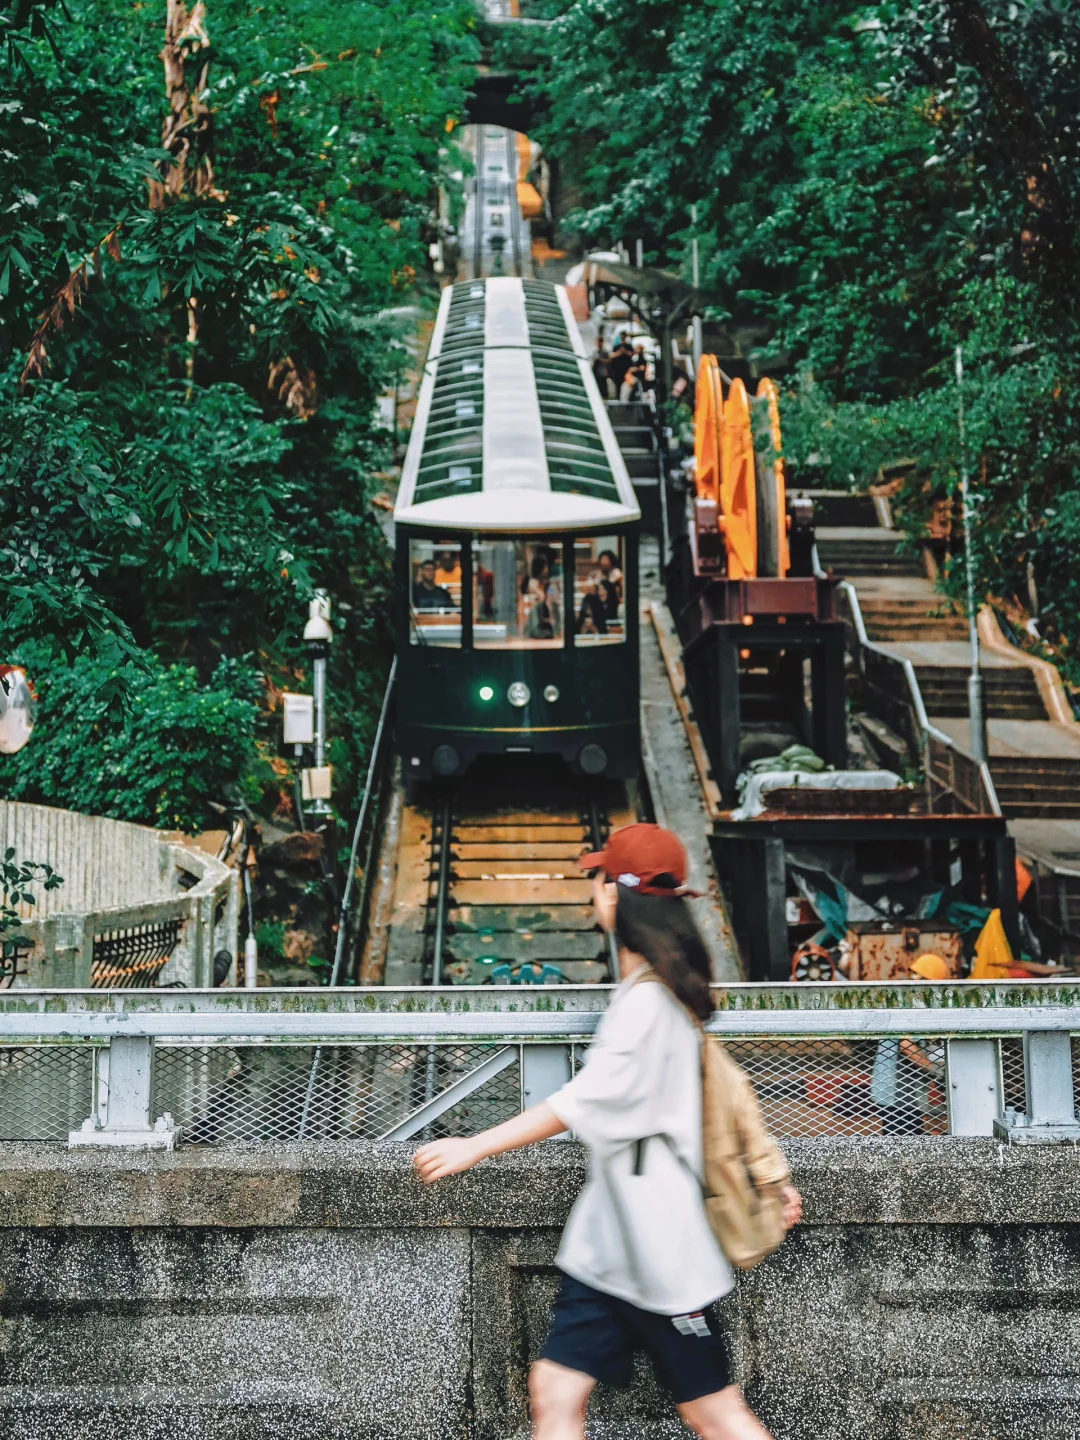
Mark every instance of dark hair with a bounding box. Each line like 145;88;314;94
598;549;618;566
613;884;714;1021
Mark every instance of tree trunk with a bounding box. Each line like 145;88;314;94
149;0;214;209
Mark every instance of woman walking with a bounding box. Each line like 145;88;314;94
414;824;801;1440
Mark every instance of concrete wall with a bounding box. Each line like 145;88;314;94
0;1139;1075;1439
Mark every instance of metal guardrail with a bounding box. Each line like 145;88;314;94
1;800;239;987
330;656;397;986
837;579;1001;816
1;985;1078;1149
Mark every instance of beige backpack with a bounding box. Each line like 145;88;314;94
699;1031;791;1270
637;972;791;1270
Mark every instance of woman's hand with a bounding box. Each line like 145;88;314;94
413;1136;487;1184
780;1183;802;1229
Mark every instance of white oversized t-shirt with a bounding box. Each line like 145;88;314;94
546;969;734;1314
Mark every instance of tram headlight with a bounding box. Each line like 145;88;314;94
507;681;530;708
478;684;495;703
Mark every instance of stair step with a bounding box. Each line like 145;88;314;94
860;600;963;615
624;458;662;479
1001;802;1080;819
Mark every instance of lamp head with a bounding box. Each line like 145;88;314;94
303;591;333;644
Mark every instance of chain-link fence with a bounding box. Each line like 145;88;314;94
0;1030;1066;1145
152;1043;522;1144
728;1037;949;1138
0;1046;95;1141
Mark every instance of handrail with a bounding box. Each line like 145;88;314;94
838;579;1001;817
329;657;398;986
17;986;1079;1147
3;981;1075;1019
1;1005;1079;1040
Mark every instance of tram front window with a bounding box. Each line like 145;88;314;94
574;536;625;645
409;539;462;647
473;539;563;649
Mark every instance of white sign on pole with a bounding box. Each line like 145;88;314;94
283;693;315;746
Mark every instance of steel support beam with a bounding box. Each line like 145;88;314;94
379;1046;518;1142
946;1038;1001;1137
69;1036;177;1149
994;1030;1080;1143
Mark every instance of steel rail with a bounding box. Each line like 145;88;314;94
587;792;621;982
430;793;453;985
5;1006;1080;1041
3;981;1077;1014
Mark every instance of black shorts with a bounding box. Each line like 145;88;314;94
539;1272;732;1405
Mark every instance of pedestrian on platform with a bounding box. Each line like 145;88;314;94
414;823;802;1440
592;336;613;398
608;340;634;399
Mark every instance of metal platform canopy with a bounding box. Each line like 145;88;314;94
583;259;710;400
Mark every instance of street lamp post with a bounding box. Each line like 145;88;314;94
691;204;702;375
303;591;333;818
956;346;988;765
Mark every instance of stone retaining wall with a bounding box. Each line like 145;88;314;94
0;1138;1075;1439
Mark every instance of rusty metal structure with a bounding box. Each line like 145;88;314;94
669;357;846;802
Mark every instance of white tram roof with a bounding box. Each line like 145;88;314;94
393;277;640;533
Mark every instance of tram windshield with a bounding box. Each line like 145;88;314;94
409;538;463;647
572;535;625;645
473;539;564;649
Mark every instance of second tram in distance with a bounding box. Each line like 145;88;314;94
393;276;641;782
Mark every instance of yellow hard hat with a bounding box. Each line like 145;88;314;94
911;953;950;981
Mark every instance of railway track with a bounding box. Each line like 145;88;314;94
380;781;637;985
461;123;532;280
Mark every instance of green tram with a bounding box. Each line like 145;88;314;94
393;277;641;782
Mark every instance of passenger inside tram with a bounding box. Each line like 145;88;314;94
573;536;625;645
520;550;562;641
597;549;623;619
412;558;454;612
409;540;462;646
577;577;608;635
472;539;562;649
435;549;461;590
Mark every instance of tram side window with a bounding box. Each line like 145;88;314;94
409;540;462;647
473;539;564;649
574;536;625;645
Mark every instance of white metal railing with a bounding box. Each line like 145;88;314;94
1;801;239;987
837;579;1001;816
1;985;1078;1148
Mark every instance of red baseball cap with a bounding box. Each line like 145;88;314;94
578;823;689;895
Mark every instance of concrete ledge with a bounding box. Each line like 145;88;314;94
0;1138;1078;1229
2;1140;1080;1437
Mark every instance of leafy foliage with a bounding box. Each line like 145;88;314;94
0;0;477;823
0;644;266;832
521;0;1080;650
0;847;62;970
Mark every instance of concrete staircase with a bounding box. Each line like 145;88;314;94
858;592;969;644
915;666;1047;721
989;757;1080;819
606;399;661;530
816;527;923;578
835;506;1080;822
